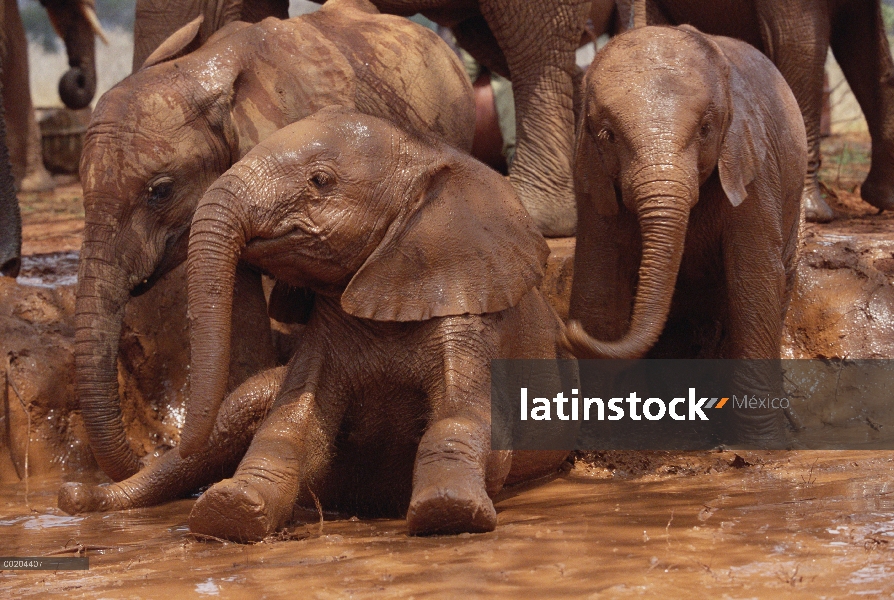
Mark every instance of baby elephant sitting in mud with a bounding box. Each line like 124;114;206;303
60;108;573;541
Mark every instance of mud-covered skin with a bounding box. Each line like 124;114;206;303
74;0;475;482
617;0;894;222
58;367;287;514
187;294;568;541
181;110;569;541
565;27;806;446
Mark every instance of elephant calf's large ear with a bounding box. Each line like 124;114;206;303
142;15;205;69
717;57;765;208
341;163;550;322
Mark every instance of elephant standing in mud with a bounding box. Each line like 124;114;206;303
616;0;894;223
562;26;806;445
60;109;572;541
74;0;475;482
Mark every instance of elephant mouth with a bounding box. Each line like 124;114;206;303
130;231;189;297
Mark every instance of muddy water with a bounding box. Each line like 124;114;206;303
2;451;894;597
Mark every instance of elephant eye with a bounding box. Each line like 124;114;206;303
699;122;712;139
309;171;333;190
147;179;174;206
597;127;615;144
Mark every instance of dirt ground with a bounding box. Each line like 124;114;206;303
3;133;894;597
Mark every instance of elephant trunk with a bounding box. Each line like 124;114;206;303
180;182;248;457
74;237;140;480
564;181;692;360
49;0;102;110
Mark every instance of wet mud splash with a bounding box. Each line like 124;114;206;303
3;451;894;597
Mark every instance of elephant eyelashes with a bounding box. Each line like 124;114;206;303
597;127;616;144
147;180;174;206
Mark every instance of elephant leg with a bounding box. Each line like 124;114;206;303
406;343;501;536
829;0;894;211
477;0;590;237
0;49;22;278
722;221;788;447
21;109;53;193
189;354;343;543
58;366;287;515
757;1;832;222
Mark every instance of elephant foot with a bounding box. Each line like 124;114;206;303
406;473;497;536
58;482;109;514
189;478;284;542
860;170;894;212
18;169;55;194
804;182;834;223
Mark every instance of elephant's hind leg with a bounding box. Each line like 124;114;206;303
58;367;286;514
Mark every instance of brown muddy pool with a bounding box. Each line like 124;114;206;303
3;450;894;597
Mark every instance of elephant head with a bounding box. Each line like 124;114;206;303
563;26;773;359
41;0;106;110
180;108;548;455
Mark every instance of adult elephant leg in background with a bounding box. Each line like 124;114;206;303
0;10;22;278
132;0;289;70
830;0;894;212
1;0;53;193
476;0;588;237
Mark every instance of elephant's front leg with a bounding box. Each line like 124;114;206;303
406;332;507;535
723;226;789;448
475;0;590;237
58;367;287;515
189;356;345;542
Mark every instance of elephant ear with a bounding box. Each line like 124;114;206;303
717;52;766;208
341;162;550;322
575;118;619;216
142;15;204;69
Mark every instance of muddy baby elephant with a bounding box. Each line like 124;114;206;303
61;108;572;541
74;0;475;482
562;26;806;444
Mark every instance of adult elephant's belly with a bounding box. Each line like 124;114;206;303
658;0;763;49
